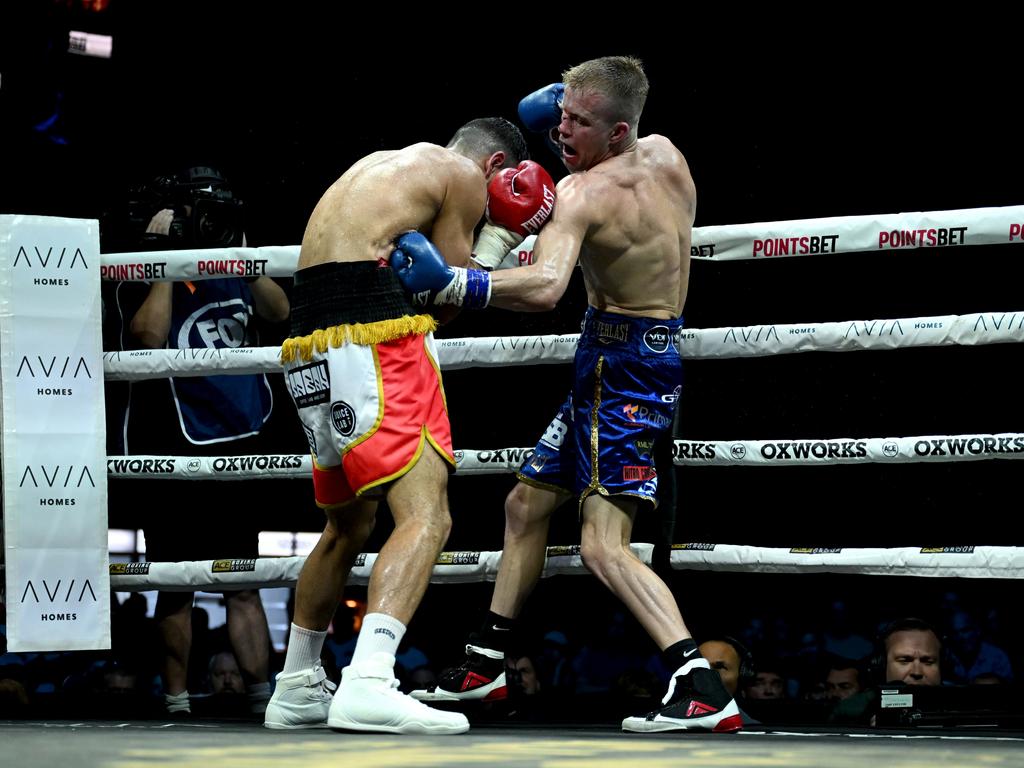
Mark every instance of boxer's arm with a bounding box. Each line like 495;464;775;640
488;175;586;312
430;162;487;270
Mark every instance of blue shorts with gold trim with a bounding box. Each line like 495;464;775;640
517;307;683;508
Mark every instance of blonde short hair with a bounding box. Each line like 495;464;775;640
562;55;649;126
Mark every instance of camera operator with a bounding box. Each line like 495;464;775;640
107;166;289;718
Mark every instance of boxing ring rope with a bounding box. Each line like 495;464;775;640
102;309;1024;381
107;427;1024;482
108;544;1024;593
97;204;1023;591
100;204;1024;279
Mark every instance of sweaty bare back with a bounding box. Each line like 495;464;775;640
576;135;695;318
297;143;485;270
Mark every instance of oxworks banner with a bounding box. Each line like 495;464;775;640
1;215;110;651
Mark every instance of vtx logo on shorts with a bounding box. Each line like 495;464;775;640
331;400;356;437
643;326;671;353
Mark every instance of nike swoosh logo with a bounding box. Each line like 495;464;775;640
492;626;510;632
683;648;698;657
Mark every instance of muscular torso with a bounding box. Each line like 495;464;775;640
574;135;694;318
297;143;484;269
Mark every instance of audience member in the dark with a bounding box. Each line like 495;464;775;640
822;600;873;661
831;618;946;726
85;661;163;720
947;609;1013;684
878;618;943;686
512;655;542;696
740;657;815;725
195;650;251;718
745;666;786;700
825;658;865;703
537;630;576;697
208;651;245;696
571;610;649;695
699;638;759;726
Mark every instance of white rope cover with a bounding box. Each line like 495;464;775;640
99;204;1024;280
101;310;1024;381
108;544;654;591
104;433;1024;482
108;544;1023;592
690;205;1023;261
668;545;1024;579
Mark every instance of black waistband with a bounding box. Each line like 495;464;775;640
290;261;418;336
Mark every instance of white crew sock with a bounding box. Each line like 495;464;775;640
351;613;407;666
282;623;328;674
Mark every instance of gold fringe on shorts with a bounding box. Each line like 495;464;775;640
280;315;438;363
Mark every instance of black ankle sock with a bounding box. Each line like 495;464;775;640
475;611;517;653
664;638;701;673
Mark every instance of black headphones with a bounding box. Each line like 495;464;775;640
867;617;952;684
705;635;756;683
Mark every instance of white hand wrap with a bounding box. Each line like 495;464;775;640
472;223;525;270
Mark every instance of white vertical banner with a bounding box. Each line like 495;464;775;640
1;215;110;651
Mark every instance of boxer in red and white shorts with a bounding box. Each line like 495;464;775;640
281;261;454;508
264;119;554;736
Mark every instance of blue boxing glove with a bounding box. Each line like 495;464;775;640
518;82;564;159
390;232;491;309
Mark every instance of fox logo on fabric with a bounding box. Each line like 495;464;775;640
178;299;249;349
331;401;356;437
643;326;671;353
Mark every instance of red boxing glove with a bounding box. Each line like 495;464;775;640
486;161;556;237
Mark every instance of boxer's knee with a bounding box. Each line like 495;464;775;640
325;501;376;548
505;482;558;538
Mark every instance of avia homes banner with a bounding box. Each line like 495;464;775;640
1;215;110;651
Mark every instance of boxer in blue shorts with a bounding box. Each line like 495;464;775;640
396;56;741;732
520;308;683;507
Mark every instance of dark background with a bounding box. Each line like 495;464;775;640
3;4;1021;650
